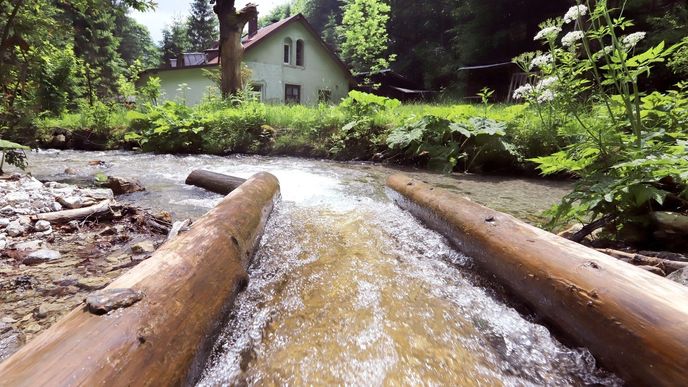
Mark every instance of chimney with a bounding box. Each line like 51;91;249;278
248;6;259;38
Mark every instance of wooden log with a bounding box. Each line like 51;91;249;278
185;169;247;195
0;172;280;386
386;174;688;387
29;199;113;223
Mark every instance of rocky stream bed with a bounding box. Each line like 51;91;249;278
0;173;174;361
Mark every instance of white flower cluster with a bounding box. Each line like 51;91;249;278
512;76;559;103
564;5;588;24
561;31;585;47
529;53;553;70
513;84;534;100
622;32;646;49
534;26;562;41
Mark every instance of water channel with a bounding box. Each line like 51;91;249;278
25;150;621;386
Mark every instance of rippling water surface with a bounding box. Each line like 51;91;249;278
24;150;620;386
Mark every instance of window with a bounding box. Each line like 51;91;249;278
285;84;301;104
250;83;263;102
318;89;331;103
283;38;292;64
296;39;304;66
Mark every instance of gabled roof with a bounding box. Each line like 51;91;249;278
148;14;353;83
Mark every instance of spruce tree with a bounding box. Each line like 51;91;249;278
188;0;218;52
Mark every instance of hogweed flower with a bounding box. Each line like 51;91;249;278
563;5;588;24
537;89;556;104
622;32;646;50
561;31;585;47
529;53;553;70
513;84;534;100
534;26;562;41
537;76;558;90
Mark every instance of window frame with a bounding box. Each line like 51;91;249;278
296;39;304;67
285;84;301;104
283;38;293;65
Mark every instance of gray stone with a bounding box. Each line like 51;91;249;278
86;288;144;315
0;324;25;362
5;191;29;203
52;202;63;212
13;240;45;251
652;212;688;234
23;249;62;265
33;220;51;232
5;221;26;237
57;196;83;209
105;176;145;195
77;277;110;291
667;267;688;287
0;240;6;250
0;218;9;228
79;188;114;200
35;303;61;319
22;177;44;190
0;206;15;215
131;240;156;254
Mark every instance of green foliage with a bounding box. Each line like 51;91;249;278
337;0;396;73
387;115;513;172
520;1;688;240
160;17;191;66
669;37;688;76
0;139;30;173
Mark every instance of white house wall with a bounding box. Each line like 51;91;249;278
146;19;350;106
243;21;350;105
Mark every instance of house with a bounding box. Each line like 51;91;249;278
354;69;436;102
140;13;353;105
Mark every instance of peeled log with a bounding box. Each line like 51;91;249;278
386;174;688;386
185;169;247;195
0;172;280;385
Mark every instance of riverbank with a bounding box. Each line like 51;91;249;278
0;173;173;361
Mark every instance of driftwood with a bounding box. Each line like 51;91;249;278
30;200;113;223
0;172;280;385
387;174;688;387
185;169;247;195
596;248;688;274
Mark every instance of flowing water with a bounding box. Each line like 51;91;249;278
23;150;621;386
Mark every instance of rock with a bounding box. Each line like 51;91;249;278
5;191;29;204
44;182;69;189
0;218;9;228
57;196;84;209
52;134;67;147
77;277;110;291
35;303;61;319
79;188;114;200
652;212;688;234
52;201;63;211
86;288;144;315
23;249;62;265
22;177;44;190
13;240;45;251
131;240;156;254
0;324;25;362
667;267;688;287
105;176;145;195
64;167;79;175
33;220;51;232
24;323;41;334
106;253;131;264
0;206;15;216
5;221;26;237
0;240;6;250
67;220;80;231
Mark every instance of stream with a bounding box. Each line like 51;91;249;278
24;150;621;386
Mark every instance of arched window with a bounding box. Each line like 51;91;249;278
283;38;292;64
296;39;304;66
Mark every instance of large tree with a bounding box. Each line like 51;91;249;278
188;0;218;51
337;0;395;74
160;17;191;66
211;1;257;98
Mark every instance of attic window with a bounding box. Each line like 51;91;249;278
296;40;304;66
283;38;292;64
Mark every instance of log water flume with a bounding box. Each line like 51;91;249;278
3;151;624;385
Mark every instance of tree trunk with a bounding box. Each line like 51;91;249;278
213;1;257;98
387;174;688;387
0;172;280;385
185;169;246;195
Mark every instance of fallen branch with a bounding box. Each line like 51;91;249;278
30;200;113;224
570;215;613;243
596;248;688;274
